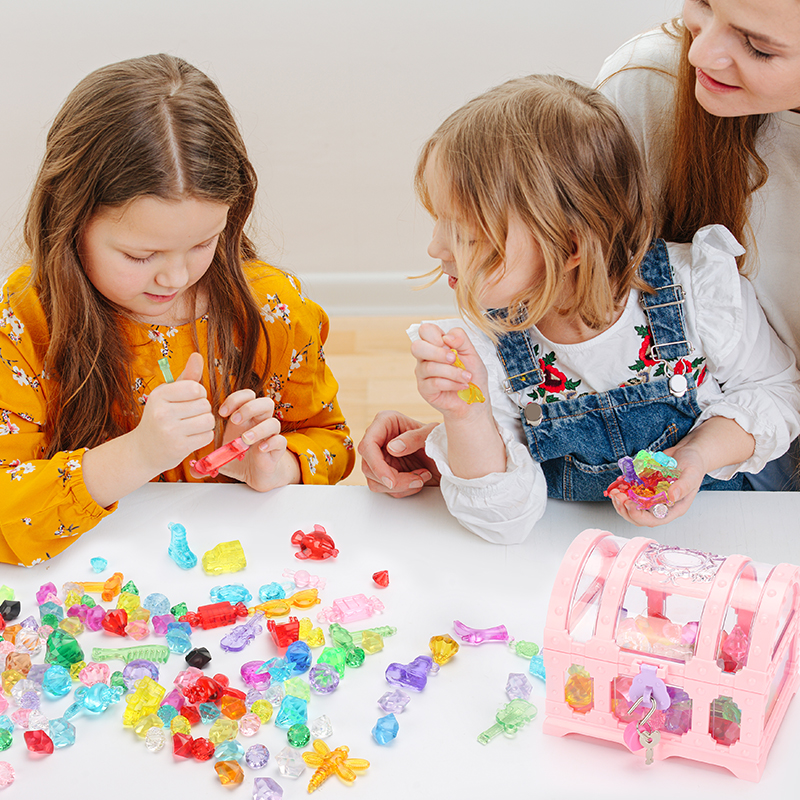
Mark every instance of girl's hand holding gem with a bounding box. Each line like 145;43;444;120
411;324;490;420
206;390;301;491
133;352;215;475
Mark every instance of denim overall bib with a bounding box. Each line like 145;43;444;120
491;239;743;501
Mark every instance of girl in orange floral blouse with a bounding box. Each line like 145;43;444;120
0;54;353;566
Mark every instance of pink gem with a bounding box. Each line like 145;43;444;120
11;708;32;728
125;620;150;641
0;761;15;788
720;625;749;671
239;712;262;736
79;662;110;686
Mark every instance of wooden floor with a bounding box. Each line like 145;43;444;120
324;316;443;485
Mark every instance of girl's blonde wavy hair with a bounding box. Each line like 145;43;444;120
415;74;655;336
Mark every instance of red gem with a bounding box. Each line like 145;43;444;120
267;617;300;648
372;570;390;588
181;704;201;725
101;609;129;636
172;732;194;758
24;730;54;754
191;737;216;761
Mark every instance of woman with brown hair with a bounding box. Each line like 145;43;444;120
0;54;354;566
596;0;800;489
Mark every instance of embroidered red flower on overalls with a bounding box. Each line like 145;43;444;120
638;332;658;367
539;358;567;392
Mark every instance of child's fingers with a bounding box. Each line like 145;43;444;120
442;327;475;354
254;431;287;455
410;338;456;365
417;322;447;346
224;395;276;427
219;389;257;418
176;351;205;383
240;416;281;446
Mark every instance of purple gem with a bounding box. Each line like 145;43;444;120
253;777;283;800
245;743;270;770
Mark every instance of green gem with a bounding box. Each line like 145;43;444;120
41;613;59;629
170;602;188;618
344;646;365;668
287;723;310;748
81;595;97;608
0;729;12;751
328;623;354;648
45;630;84;667
121;581;139;596
317;646;347;677
513;640;540;658
110;671;127;690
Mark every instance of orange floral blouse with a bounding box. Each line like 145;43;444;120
0;262;354;566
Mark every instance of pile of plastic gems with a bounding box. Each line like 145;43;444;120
0;523;543;794
605;450;681;518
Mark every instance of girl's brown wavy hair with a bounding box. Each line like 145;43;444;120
23;54;268;457
415;74;654;337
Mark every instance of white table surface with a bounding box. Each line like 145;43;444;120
0;485;798;799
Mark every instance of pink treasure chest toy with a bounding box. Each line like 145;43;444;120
542;529;800;781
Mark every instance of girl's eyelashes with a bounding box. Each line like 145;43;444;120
122;236;218;264
124;253;154;264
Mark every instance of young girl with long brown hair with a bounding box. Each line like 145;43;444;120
0;54;354;566
406;75;800;544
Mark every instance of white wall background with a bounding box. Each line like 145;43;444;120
0;0;680;315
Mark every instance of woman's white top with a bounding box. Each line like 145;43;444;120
409;227;800;544
595;27;800;366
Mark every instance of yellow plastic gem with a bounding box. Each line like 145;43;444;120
202;540;247;575
284;677;311;701
129;607;150;623
429;633;460;666
298;618;313;640
250;699;273;724
133;713;163;739
1;669;23;695
116;592;141;614
69;661;87;681
451;350;485;404
122;676;166;727
306;626;325;648
564;665;593;713
64;590;84;608
303;739;370;792
361;630;384;655
209;717;239;744
170;715;191;735
59;617;84;636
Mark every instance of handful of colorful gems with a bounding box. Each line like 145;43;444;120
604;449;681;519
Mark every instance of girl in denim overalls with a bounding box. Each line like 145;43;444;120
408;75;800;544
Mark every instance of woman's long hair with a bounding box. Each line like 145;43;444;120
23;54;268;457
656;21;768;269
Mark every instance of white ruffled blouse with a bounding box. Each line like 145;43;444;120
410;226;800;544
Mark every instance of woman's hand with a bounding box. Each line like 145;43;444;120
358;411;440;497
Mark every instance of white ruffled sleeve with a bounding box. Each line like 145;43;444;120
408;319;547;544
679;226;800;478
